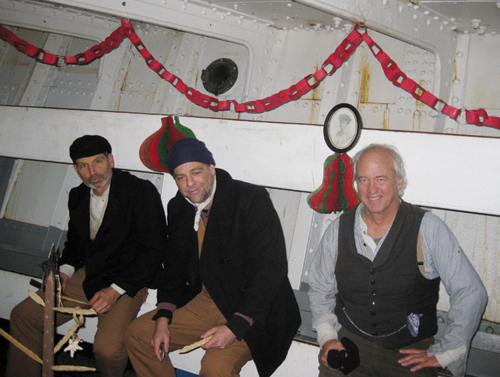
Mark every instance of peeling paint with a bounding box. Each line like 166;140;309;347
382;104;389;129
359;56;371;104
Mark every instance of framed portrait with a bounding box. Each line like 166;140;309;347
323;103;362;153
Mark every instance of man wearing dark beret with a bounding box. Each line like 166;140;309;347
7;135;168;377
126;138;301;377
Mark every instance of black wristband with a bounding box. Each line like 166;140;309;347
152;309;173;324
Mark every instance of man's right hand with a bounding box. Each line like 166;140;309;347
151;317;171;361
59;272;70;293
320;339;346;371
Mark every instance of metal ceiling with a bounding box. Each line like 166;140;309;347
201;0;500;35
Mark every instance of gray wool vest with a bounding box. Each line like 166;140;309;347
335;201;440;349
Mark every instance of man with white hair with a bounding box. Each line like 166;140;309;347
308;143;487;377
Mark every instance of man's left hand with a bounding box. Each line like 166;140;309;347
87;287;121;314
201;325;237;350
398;349;441;372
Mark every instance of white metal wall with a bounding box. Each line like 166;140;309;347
0;0;500;374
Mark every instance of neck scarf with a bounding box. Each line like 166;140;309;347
184;176;217;231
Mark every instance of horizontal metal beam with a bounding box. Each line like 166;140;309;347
1;105;499;216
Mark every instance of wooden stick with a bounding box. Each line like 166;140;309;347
28;290;45;306
53;307;95;316
52;365;96;372
178;336;213;354
42;271;55;377
53;323;80;354
61;295;88;305
0;328;42;364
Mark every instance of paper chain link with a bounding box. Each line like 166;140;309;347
1;19;499;129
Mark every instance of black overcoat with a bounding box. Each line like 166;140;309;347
59;168;168;300
158;168;301;377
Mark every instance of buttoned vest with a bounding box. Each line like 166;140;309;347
335;201;440;349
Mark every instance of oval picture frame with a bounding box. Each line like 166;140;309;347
323;103;363;153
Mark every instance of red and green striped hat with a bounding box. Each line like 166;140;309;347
139;115;196;174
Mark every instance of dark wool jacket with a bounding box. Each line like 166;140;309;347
157;168;301;377
59;168;168;300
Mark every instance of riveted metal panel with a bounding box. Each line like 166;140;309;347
0;27;43;105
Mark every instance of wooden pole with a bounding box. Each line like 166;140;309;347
42;271;55;377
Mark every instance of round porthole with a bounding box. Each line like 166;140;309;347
201;58;238;95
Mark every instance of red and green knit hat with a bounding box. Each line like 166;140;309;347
139;115;196;174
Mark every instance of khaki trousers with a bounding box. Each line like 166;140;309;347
6;268;148;377
318;328;439;377
126;289;252;377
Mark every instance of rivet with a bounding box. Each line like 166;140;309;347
471;19;481;29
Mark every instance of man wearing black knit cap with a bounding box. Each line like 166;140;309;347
126;138;301;377
7;135;168;377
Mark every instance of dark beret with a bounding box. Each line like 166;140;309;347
69;135;112;163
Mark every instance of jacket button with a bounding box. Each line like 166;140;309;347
371;311;376;316
220;257;230;265
371;280;376;285
372;323;377;328
370;269;375;274
102;274;109;281
106;257;112;263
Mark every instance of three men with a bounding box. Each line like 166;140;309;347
308;143;487;377
126;138;301;377
7;135;167;377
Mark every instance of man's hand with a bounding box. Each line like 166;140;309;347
87;287;121;314
319;339;345;370
398;349;441;372
201;325;237;350
59;272;70;293
151;317;171;361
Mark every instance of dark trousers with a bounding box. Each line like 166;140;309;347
318;328;439;377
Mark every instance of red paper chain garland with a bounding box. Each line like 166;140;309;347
1;19;499;129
